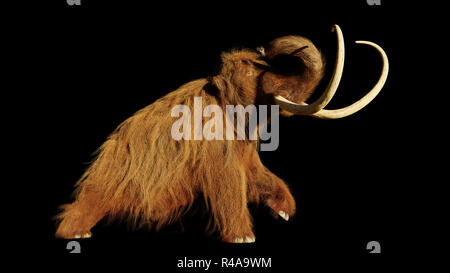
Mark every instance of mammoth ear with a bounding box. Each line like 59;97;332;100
210;75;228;93
205;76;229;103
207;75;241;105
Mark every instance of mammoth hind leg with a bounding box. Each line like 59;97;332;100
55;188;108;239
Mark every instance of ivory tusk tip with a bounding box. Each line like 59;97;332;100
331;24;341;32
355;40;376;46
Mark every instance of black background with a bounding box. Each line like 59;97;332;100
9;0;443;270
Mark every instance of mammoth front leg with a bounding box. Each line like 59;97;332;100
256;170;296;221
208;168;255;243
245;153;296;220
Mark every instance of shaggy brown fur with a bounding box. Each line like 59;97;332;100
55;35;324;242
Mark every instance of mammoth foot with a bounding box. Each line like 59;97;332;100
235;236;256;243
222;232;256;244
56;230;92;239
278;210;290;221
74;232;92;239
266;198;295;221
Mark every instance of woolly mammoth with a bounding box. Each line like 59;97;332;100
55;25;388;243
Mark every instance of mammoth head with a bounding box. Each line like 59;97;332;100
259;35;325;116
215;25;389;119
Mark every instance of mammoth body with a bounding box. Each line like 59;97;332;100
55;25;388;243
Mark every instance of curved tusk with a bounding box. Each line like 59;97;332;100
310;40;389;119
274;24;345;115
